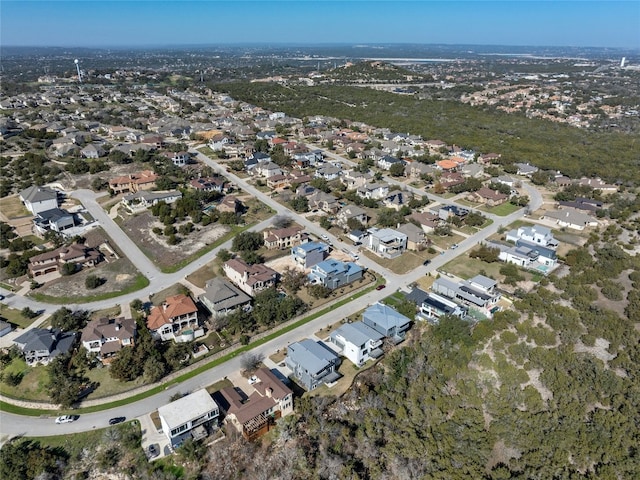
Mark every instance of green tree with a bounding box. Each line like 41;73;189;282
232;231;264;252
290;196;309;212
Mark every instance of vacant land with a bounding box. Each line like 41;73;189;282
0;195;30;220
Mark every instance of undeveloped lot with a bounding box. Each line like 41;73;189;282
118;211;230;269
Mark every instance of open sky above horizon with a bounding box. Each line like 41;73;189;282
2;1;639;49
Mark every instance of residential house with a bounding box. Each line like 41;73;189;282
140;134;165;148
190;176;226;193
432;274;501;318
218;368;293;440
478;153;501;164
163;151;190;167
263;226;308;250
341;170;373;190
495;175;516;188
466;187;508;206
515;162;539;176
81;317;136;365
122;190;182;212
438;205;469;221
543;209;599;231
19;185;59;215
487;240;557;272
382;191;409;210
377;155;403;171
425;139;448;153
406;288;467;323
33;208;75;236
406;161;437;180
336;204;369;230
80;143;105;159
407;211;440;234
158;389;220;448
366;227;408;259
146;294;202;343
198;277;252;319
347;229;368;245
329;321;384;366
217;195;242;214
209;134;233;152
291;242;328;269
362;303;412;343
396;223;428;251
315;164;342;181
437;159;460;172
460;163;485;178
356;183;388;200
505;225;558;248
515;240;557;267
28;243;102;278
223;258;279;297
558;197;603;213
285;339;342;391
14;328;76;366
307;190;340;214
109;170;158;194
576;177;617;193
308;259;363;290
293;150;323;168
254;161;283;178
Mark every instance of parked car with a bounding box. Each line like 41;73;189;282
375;284;386;290
55;415;78;424
147;444;159;458
248;375;259;385
108;416;126;425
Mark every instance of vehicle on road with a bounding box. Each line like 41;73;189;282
423;259;431;265
450;243;459;249
55;415;78;424
375;284;386;290
108;417;126;425
351;252;359;260
321;234;330;241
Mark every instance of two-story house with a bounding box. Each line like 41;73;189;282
356;182;389;200
158;389;220;448
13;328;76;366
291;241;328;269
19;185;58;215
263;226;308;250
285;339;342;391
432;274;501;318
81;317;136;364
223;258;279;297
362;303;412;343
198;277;252;319
366;227;408;259
146;294;202;343
336;204;369;230
308;259;363;290
329;321;384;366
505;225;558;248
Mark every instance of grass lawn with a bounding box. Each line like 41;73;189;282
360;249;425;275
205;377;233;395
382;291;405;307
185;261;220;289
197;146;216;157
313;321;345;341
150;283;190;306
0;360;50;401
85;366;147;399
481;202;521;216
0;305;42;329
444;255;504;280
0;195;30;218
90;305;122;320
426;232;466;250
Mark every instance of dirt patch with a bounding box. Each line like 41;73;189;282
574;338;616;364
118;211;229;269
32;257;142;301
486;439;522;473
524;368;553;402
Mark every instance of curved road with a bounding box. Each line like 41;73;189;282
0;148;539;437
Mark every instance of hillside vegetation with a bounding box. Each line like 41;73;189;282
213;82;639;183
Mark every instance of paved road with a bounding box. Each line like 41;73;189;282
0;148;536;437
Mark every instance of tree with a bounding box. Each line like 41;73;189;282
470;244;500;262
232;231;264;252
389;162;405;177
290;196;309;213
217;248;233;262
272;215;293;228
241;351;264;373
60;262;77;276
51;307;89;331
308;284;331;299
281;267;308;294
85;274;105;289
21;307;39;319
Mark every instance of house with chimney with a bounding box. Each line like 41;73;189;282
28;243;102;278
81;317;136;365
223;258;278;297
146;294;202;343
263;226;308;250
109;170;158;194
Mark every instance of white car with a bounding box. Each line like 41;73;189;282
55;415;78;424
321;234;330;241
248;375;259;385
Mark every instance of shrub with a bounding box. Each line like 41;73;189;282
85;275;104;289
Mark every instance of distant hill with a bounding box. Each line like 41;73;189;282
323;60;430;83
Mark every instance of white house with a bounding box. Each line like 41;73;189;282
367;227;408;259
329;321;384;366
19;186;59;215
158;389;220;448
223;258;278;296
506;225;558;248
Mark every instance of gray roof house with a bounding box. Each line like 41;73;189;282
366;227;408;259
308;259;363;290
329;321;384;366
285;339;342;391
198;277;252;319
291;241;328;269
19;185;59;215
33;208;75;236
432;274;501;318
362;303;412;343
14;328;76;366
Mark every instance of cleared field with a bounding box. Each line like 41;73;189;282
0;195;30;219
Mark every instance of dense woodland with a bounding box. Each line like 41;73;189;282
211;82;639;184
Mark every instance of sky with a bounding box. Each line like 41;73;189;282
1;1;639;49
